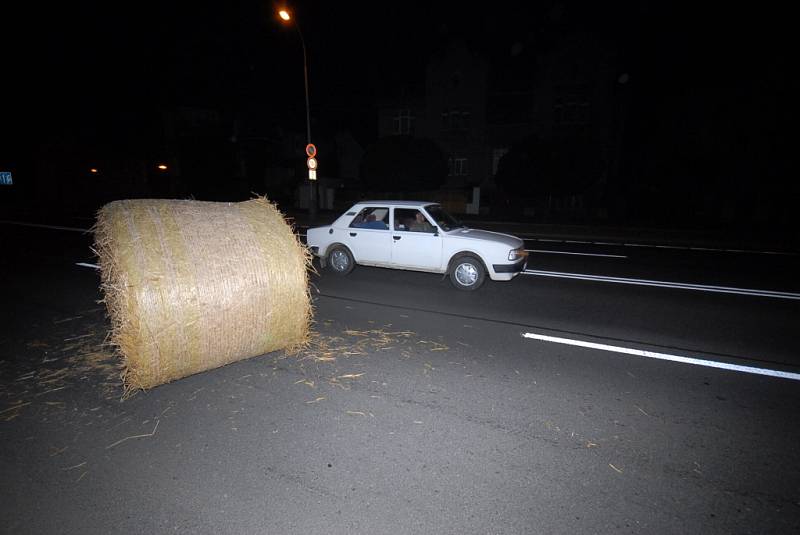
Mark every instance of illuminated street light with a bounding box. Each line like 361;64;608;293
278;6;316;219
156;163;168;171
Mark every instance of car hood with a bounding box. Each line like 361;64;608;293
446;228;523;248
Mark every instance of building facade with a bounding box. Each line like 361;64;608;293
376;32;628;218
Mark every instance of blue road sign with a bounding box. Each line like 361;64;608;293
0;172;12;185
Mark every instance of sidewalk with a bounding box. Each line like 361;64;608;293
286;209;799;254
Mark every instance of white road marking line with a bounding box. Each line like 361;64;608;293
522;269;800;300
522;332;800;381
527;249;627;259
517;235;797;256
1;221;89;233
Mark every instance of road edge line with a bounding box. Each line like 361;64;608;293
522;332;800;381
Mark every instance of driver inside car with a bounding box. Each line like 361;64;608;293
409;211;434;232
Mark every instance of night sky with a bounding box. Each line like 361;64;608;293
9;1;789;137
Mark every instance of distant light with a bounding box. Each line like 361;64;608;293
90;168;99;174
279;10;291;21
157;164;168;171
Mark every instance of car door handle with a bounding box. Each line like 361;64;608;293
393;236;401;240
349;232;357;237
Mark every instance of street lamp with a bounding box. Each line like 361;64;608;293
278;7;316;220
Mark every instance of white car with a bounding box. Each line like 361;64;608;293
306;201;527;290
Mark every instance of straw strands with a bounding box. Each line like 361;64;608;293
296;329;417;364
94;197;311;393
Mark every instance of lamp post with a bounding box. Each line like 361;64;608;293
278;7;316;220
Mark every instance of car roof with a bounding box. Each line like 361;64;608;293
352;200;439;208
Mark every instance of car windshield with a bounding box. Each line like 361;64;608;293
424;204;464;232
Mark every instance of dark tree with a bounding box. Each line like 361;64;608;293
360;136;447;192
495;136;601;198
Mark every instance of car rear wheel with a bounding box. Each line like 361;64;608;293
327;246;355;276
449;255;486;291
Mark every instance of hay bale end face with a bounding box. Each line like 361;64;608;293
94;197;311;392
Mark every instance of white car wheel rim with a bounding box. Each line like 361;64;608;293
455;262;478;286
331;250;349;271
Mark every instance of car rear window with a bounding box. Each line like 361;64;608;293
349;207;389;229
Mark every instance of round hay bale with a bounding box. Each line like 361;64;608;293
94;197;311;393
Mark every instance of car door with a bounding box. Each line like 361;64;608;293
346;206;392;266
390;208;443;271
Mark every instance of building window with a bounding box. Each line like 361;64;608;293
461;111;471;129
448;157;469;177
492;148;509;176
554;84;590;130
393;108;415;135
455;158;468;176
442;108;471;131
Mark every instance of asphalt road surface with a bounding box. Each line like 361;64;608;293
1;223;799;534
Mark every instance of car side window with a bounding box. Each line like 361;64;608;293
349;207;389;230
394;208;435;233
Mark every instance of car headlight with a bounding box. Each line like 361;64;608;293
508;247;528;261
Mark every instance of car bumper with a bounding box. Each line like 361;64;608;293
490;258;527;280
308;245;328;267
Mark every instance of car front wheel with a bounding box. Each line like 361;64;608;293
327;246;355;275
449;255;486;291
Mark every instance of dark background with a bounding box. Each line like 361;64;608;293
2;1;796;241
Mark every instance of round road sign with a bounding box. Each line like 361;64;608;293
305;143;317;158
